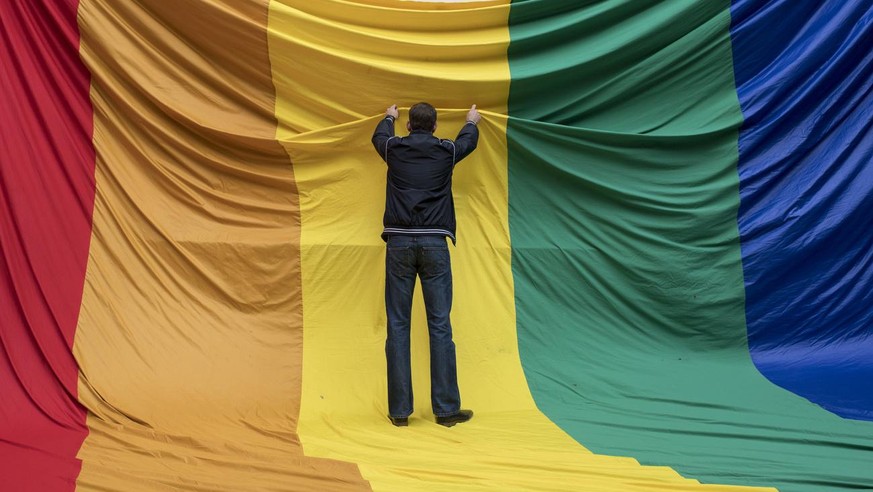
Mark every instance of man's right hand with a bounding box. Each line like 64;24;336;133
386;104;399;119
466;104;481;125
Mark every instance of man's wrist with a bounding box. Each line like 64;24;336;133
466;120;477;126
386;115;396;122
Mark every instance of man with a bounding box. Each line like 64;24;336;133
371;102;481;427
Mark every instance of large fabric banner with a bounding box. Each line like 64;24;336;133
2;1;871;491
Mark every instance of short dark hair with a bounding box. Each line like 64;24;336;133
408;102;437;132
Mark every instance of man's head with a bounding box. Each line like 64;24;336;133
407;102;437;133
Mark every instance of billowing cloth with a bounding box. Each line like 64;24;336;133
732;0;873;422
1;1;870;491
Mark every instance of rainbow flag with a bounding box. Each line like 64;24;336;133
2;1;871;490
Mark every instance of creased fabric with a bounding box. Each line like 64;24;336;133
1;1;871;491
72;0;367;489
506;1;873;491
732;0;873;422
0;1;92;490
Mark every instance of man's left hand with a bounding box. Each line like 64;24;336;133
466;104;481;125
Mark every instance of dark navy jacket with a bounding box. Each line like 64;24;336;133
371;116;479;243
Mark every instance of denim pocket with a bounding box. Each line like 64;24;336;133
421;246;450;271
386;247;414;276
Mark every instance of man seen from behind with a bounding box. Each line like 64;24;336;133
371;102;481;427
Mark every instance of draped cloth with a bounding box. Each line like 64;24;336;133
1;1;871;490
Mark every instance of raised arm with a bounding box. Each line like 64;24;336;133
451;104;481;163
372;104;399;163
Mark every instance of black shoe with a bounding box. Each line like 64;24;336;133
388;415;408;427
435;409;473;427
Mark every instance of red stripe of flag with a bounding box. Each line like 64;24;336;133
1;1;95;490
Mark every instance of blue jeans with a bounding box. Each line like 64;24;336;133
385;235;460;418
